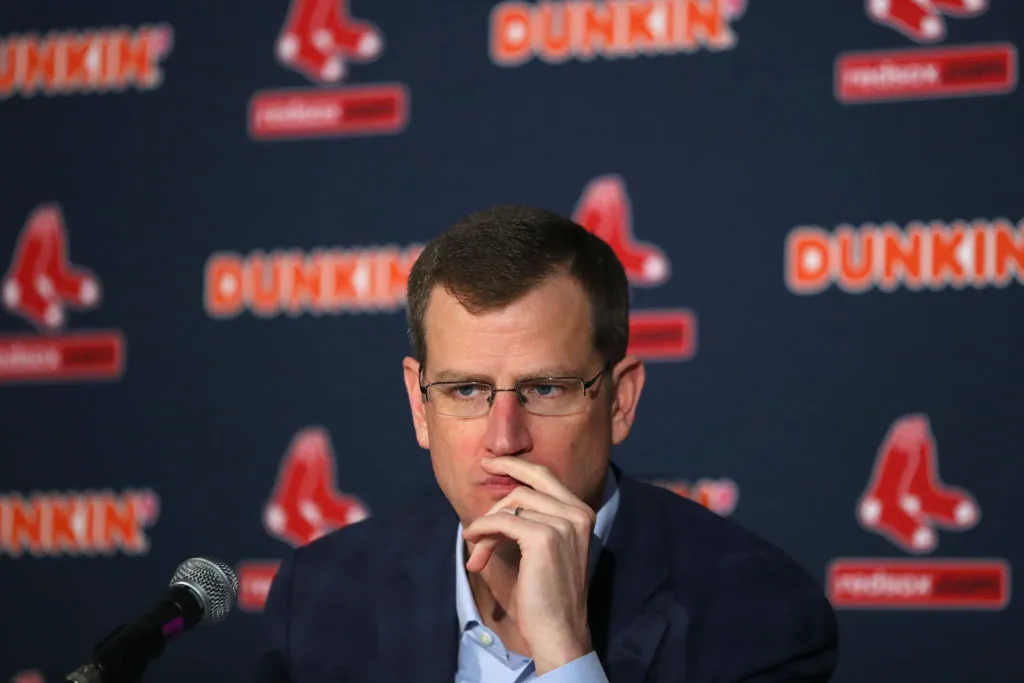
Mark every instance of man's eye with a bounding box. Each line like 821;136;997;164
444;384;487;400
521;381;572;399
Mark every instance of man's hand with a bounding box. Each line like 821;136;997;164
461;457;597;675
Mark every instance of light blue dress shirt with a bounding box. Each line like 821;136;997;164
453;470;620;683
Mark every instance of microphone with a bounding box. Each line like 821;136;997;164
65;557;240;683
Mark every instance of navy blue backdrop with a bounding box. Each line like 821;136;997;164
2;1;1022;682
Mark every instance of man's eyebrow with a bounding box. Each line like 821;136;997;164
522;366;587;379
429;370;489;383
427;366;585;383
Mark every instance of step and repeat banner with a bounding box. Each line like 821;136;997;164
2;1;1021;681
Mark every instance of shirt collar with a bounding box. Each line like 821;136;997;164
455;467;621;633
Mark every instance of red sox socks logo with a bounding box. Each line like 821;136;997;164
572;176;671;288
836;0;1013;104
723;0;748;20
262;427;369;547
570;175;696;361
2;204;100;331
248;0;407;140
651;478;739;517
10;672;44;683
828;414;1007;610
275;0;383;83
857;414;979;554
0;204;123;383
235;428;369;612
867;0;988;43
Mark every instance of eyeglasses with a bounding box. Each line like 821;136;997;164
419;366;608;418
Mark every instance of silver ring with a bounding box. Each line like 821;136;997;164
514;506;523;517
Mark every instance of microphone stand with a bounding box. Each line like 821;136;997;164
66;625;149;683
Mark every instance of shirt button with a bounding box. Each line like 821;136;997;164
480;632;493;646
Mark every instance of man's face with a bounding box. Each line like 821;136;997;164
402;273;643;527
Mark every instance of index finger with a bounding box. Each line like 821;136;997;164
480;457;580;507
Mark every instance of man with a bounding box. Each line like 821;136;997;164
257;205;838;683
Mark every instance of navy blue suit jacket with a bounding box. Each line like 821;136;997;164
257;466;838;683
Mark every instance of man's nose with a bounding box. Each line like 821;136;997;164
483;390;532;457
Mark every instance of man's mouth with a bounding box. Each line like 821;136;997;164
479;475;519;494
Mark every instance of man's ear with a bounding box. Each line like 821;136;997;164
402;357;430;449
609;355;645;445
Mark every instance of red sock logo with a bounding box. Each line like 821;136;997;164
857;414;979;553
275;0;384;83
11;671;44;683
263;427;369;547
866;0;988;43
572;176;670;287
2;203;101;332
722;0;748;19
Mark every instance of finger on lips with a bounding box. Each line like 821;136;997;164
480;458;597;525
480;457;579;506
464;457;596;572
482;485;577;520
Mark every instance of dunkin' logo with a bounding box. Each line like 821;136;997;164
0;204;125;383
248;0;408;140
573;175;696;361
237;428;370;612
0;25;173;100
0;489;160;557
204;244;423;318
785;218;1024;294
835;0;1016;104
489;0;747;67
827;414;1010;610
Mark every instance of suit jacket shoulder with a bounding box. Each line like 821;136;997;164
613;477;838;682
646;477;823;591
257;488;458;682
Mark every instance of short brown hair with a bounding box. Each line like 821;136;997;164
405;204;630;368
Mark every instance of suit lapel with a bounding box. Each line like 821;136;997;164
376;493;459;683
589;469;677;683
